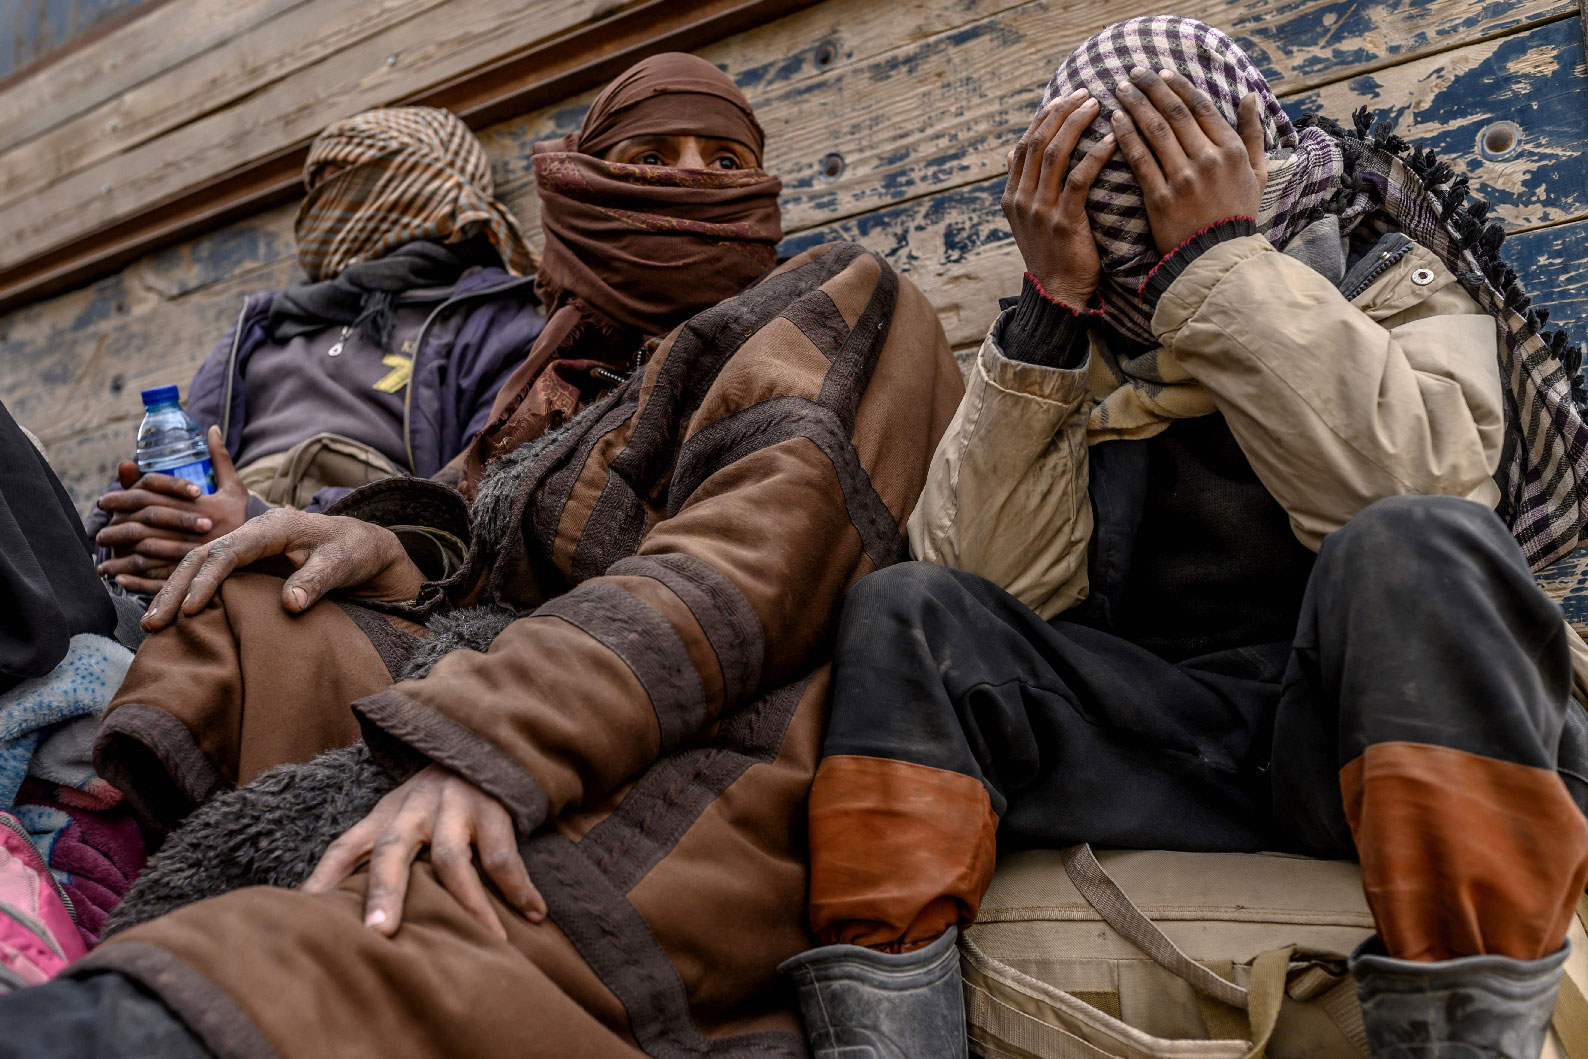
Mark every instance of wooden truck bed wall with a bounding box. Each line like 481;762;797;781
0;0;1584;529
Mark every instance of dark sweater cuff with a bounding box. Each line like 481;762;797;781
1139;217;1257;311
243;494;273;521
1000;273;1103;369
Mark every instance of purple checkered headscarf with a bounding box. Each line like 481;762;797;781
1044;16;1341;344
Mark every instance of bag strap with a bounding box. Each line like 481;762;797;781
961;934;1290;1059
1060;844;1250;1009
1553;973;1588;1058
1552;894;1588;1059
1234;948;1289;1059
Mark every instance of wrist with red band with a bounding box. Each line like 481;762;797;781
1000;273;1099;369
1024;272;1107;316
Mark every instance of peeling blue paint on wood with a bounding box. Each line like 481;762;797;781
5;0;1588;511
1506;220;1588;350
1538;544;1588;624
1232;0;1566;84
0;0;158;80
784;172;1588;353
142;217;294;300
1286;17;1588;229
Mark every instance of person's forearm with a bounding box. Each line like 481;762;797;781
909;315;1093;620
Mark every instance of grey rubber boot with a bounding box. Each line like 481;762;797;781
777;926;968;1059
1351;936;1569;1058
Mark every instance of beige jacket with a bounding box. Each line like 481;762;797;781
909;233;1588;691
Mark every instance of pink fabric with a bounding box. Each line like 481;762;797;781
0;811;85;988
15;778;144;948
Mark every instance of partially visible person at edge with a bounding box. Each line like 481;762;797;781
85;106;545;596
0;401;148;949
0;52;963;1059
788;17;1588;1059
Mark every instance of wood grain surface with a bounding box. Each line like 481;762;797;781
0;0;649;272
2;0;1585;515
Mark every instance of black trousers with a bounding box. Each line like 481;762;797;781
0;973;206;1058
810;495;1588;957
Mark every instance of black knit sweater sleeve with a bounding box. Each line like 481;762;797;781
998;273;1103;369
1139;216;1258;312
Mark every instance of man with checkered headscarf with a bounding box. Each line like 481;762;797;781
793;17;1588;1059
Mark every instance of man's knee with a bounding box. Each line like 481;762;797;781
842;561;978;626
1320;495;1514;579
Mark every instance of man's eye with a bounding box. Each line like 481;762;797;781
713;156;740;170
638;152;664;165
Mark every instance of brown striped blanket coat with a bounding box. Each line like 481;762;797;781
79;241;963;1059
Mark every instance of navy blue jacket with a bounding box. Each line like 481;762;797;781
87;268;544;538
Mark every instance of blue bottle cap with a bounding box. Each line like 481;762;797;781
140;385;181;407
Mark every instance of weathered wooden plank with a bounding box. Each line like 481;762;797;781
0;0;308;153
1231;0;1574;92
10;0;1588;515
0;0;460;213
488;0;1585;247
0;0;1572;288
783;178;1016;349
0;0;648;272
1538;546;1588;629
0;0;160;82
1288;16;1588;230
782;177;1588;352
1505;220;1588;342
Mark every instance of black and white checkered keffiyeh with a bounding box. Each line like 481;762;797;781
1034;16;1588;571
1043;16;1340;343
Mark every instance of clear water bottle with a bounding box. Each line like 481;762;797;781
135;385;216;495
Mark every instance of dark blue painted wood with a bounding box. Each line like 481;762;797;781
1233;0;1571;87
0;0;158;80
1535;542;1588;629
1506;219;1588;350
782;174;1588;351
1284;16;1588;228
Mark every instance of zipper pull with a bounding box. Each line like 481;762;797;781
327;325;351;357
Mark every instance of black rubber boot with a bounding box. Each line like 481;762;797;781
1351;937;1568;1058
777;926;967;1059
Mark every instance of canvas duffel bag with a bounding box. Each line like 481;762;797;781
960;845;1588;1059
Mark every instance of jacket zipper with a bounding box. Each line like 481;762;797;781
0;813;76;927
1342;241;1416;302
218;298;251;441
401;276;538;475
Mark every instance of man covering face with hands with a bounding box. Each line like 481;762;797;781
792;17;1588;1059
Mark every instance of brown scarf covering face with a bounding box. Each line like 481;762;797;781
463;53;783;490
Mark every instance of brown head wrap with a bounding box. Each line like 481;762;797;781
463;53;782;488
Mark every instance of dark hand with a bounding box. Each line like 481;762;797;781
96;426;251;593
1002;89;1117;308
1109;67;1266;256
140;508;425;632
302;765;546;940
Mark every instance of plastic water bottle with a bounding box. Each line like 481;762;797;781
135;385;216;495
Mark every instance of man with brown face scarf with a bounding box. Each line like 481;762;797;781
0;53;964;1059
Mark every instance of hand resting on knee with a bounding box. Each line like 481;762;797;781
140;508;426;632
302;763;546;940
